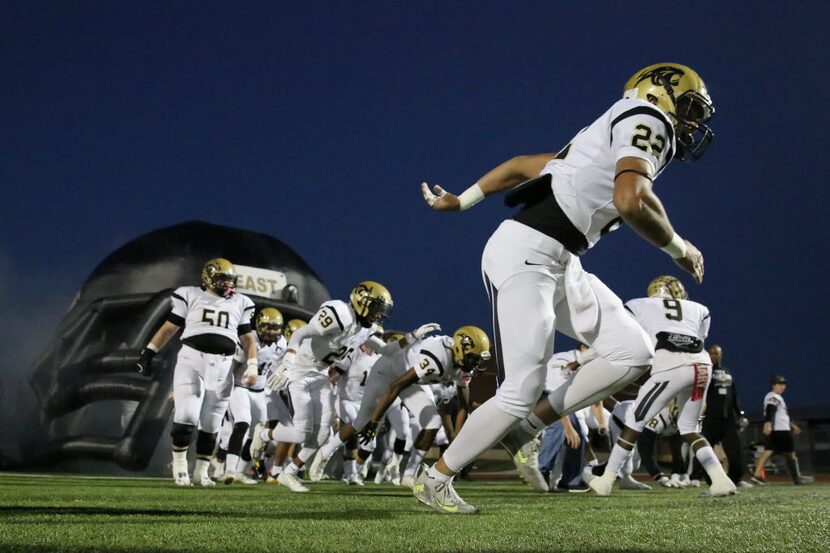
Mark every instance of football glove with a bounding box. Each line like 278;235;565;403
242;359;258;386
358;421;378;445
137;347;156;377
266;366;290;391
657;475;677;488
407;323;441;344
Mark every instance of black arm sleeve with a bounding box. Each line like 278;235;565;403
765;403;777;422
637;429;664;478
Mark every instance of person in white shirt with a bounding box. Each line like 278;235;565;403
751;376;811;485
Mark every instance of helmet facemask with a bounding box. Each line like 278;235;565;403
210;273;238;298
361;297;393;326
671;90;715;162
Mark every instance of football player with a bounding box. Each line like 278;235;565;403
262;281;437;492
417;63;714;514
585;276;735;497
222;307;287;484
312;326;490;489
136;258;258;486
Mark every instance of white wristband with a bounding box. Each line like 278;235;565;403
247;358;258;370
146;343;159;352
457;183;485;211
660;233;687;259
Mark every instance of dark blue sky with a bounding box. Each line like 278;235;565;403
2;2;828;412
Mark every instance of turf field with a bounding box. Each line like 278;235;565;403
1;474;828;552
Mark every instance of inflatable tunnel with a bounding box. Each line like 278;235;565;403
24;221;329;474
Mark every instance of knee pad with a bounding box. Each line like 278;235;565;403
345;435;358;451
393;438;407;455
170;423;195;449
196;430;217;458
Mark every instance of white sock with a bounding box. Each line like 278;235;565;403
695;446;729;482
344;459;356;477
260;428;272;443
269;464;282;477
239;460;251;474
193;458;210;479
320;433;346;459
226;454;240;473
442;398;521;473
387;452;402;468
405;448;427;476
298;447;317;464
426;464;452;483
604;444;633;478
283;461;301;476
172;450;188;475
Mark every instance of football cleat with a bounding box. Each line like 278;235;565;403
345;473;365;486
707;477;737;497
227;471;259;485
750;475;767;486
587;473;616;496
374;463;388;484
401;472;417;490
501;433;548;492
308;449;331;483
210;457;225;480
174;472;192;487
277;472;309;493
249;423;268;460
387;461;402;486
619;476;652;490
195;475;216;487
413;471;478;515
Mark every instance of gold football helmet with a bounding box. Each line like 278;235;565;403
349;281;394;327
623;63;715;162
647;275;688;300
255;307;284;344
452;325;492;374
284;319;307;342
385;331;407;344
201;258;238;297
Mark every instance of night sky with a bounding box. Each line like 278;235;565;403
2;2;828;413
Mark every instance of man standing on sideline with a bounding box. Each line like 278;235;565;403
691;344;750;487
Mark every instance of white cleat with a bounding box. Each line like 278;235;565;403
413;471;478;515
195;475;216;487
401;473;417;489
249;423;268;460
619;476;652;490
374;464;388;484
227;471;259;485
210;457;225;480
388;463;402;486
346;472;365;486
707;478;737;497
174;472;192;487
278;472;310;493
582;465;597;484
588;473;616;496
513;438;548;492
308;449;331;483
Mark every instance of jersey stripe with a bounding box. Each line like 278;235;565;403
485;272;505;386
420;349;445;375
324;305;345;331
609;105;675;163
172;292;188;306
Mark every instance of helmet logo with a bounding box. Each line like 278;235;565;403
635;66;685;88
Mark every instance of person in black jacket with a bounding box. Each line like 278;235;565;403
691;344;750;485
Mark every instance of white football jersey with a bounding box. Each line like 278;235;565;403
292;300;378;376
625;296;711;371
336;346;379;402
541;98;675;249
764;392;790;431
170;285;255;344
233;335;287;389
410;335;463;386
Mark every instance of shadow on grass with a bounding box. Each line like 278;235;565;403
0;505;395;521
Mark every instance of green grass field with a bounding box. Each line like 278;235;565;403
1;474;828;552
